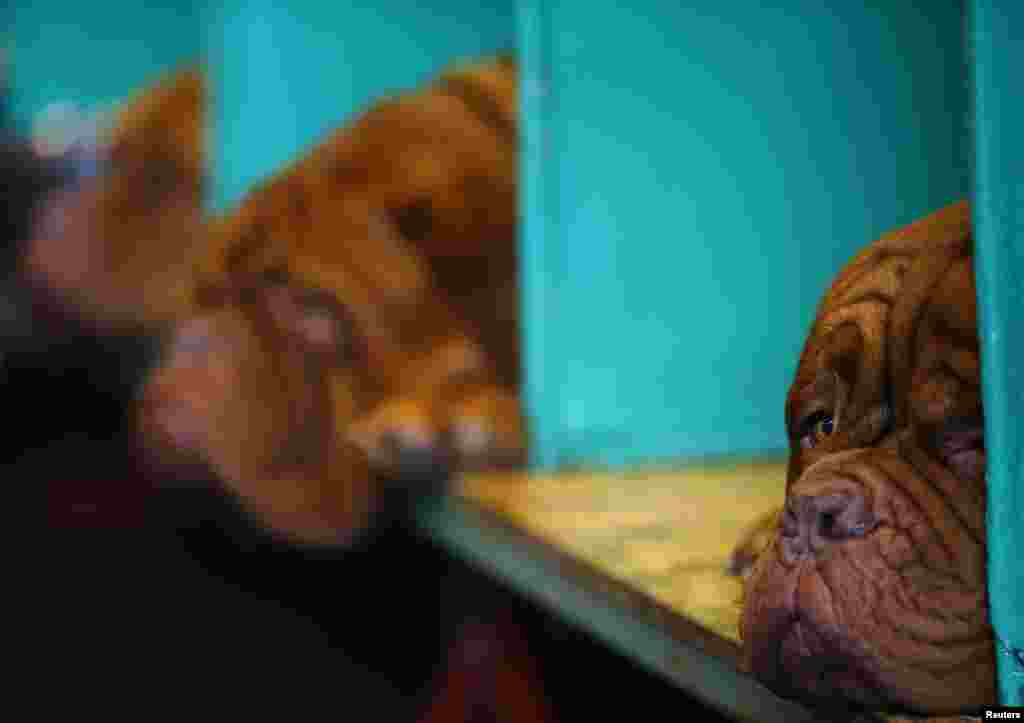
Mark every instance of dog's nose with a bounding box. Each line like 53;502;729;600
380;428;451;478
779;488;877;563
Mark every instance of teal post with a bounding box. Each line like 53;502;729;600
518;0;562;471
970;0;1024;706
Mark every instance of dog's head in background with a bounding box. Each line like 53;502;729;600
309;53;520;387
139;55;524;545
299;54;523;473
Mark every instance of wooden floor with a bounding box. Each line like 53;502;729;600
457;458;787;644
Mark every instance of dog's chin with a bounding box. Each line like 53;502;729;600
743;569;885;715
135;414;222;488
743;543;992;718
757;615;888;713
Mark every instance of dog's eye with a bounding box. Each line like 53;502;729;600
799;411;835;450
390;199;434;241
134;155;184;202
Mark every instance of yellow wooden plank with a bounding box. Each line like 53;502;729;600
457;459;787;643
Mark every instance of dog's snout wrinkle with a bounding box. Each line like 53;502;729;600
781;487;878;564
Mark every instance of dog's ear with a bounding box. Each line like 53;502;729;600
105;63;205;180
23;63;207;330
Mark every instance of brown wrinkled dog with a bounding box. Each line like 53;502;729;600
24;64;205;333
739;201;993;718
139;55;523;545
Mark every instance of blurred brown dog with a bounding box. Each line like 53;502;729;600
289;53;523;475
23;64;205;333
738;201;993;718
139;55;524;545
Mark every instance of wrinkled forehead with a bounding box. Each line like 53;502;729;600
296;101;452;197
790;202;975;401
819;201;971;316
192;177;440;363
317;89;515;191
207;172;429;309
342;95;477;152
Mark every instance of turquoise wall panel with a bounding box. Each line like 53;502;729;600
520;2;969;470
6;2;202;132
970;0;1024;706
206;0;515;211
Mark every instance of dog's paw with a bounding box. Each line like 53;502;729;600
449;386;526;473
727;507;782;578
350;384;526;483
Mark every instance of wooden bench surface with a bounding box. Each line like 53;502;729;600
455;459;787;643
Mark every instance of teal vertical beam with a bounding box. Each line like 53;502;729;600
518;0;564;471
1;7;11;129
204;0;303;212
970;0;1024;706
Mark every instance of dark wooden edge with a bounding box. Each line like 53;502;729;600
414;491;850;723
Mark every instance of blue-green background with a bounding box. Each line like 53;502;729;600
205;0;516;211
970;0;1024;705
5;2;203;134
6;2;970;472
14;3;1022;707
520;2;968;469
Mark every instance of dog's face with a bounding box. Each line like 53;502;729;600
139;54;523;545
296;90;525;470
139;257;379;544
740;201;994;716
309;57;520;388
138;158;501;543
23;66;204;332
